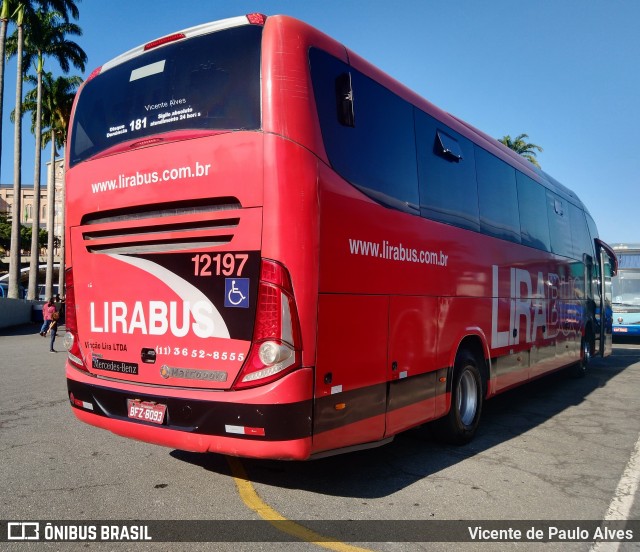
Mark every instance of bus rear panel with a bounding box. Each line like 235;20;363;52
65;16;316;460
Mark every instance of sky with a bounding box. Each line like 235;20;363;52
1;0;638;245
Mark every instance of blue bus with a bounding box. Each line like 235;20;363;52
612;244;640;337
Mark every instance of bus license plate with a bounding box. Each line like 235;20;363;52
127;399;167;425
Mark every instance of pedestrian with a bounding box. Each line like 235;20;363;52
49;310;60;352
58;295;66;325
40;298;57;336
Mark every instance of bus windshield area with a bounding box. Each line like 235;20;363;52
612;270;640;307
69;24;262;167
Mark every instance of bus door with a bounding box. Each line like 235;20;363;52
595;239;617;357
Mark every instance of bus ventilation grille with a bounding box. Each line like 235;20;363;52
79;199;244;255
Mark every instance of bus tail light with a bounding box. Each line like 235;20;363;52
144;33;187;51
233;259;301;390
63;268;89;372
85;66;102;83
246;13;267;25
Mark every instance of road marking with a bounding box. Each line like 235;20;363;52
226;456;375;552
590;432;640;552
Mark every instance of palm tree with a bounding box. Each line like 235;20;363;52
38;73;82;299
20;74;83;300
9;8;85;299
0;2;18;198
4;0;81;299
6;0;25;299
498;133;543;168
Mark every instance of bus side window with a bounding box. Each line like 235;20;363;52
583;253;594;301
516;172;551;252
569;204;593;261
475;146;521;244
309;47;420;214
415;110;480;231
547;191;572;258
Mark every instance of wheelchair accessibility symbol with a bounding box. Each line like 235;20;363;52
224;278;250;308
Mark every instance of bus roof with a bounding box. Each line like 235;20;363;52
96;14;259;75
86;12;589;214
611;244;640;251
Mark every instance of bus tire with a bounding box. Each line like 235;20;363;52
432;349;483;445
572;328;593;378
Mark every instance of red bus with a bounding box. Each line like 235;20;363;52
64;13;617;460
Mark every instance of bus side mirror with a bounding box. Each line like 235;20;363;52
335;72;355;127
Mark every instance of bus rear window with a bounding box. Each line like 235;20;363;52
70;24;262;167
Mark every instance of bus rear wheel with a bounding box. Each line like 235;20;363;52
432;350;483;445
572;329;593;378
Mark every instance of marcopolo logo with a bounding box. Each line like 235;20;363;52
160;364;227;382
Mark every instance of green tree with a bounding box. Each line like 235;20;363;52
0;215;45;250
0;212;11;250
498;133;543;168
9;8;85;299
19;222;45;247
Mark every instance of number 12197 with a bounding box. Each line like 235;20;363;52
191;253;248;277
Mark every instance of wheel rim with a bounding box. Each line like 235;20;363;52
582;337;591;368
457;369;478;427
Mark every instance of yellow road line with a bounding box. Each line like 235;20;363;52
226;456;375;552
